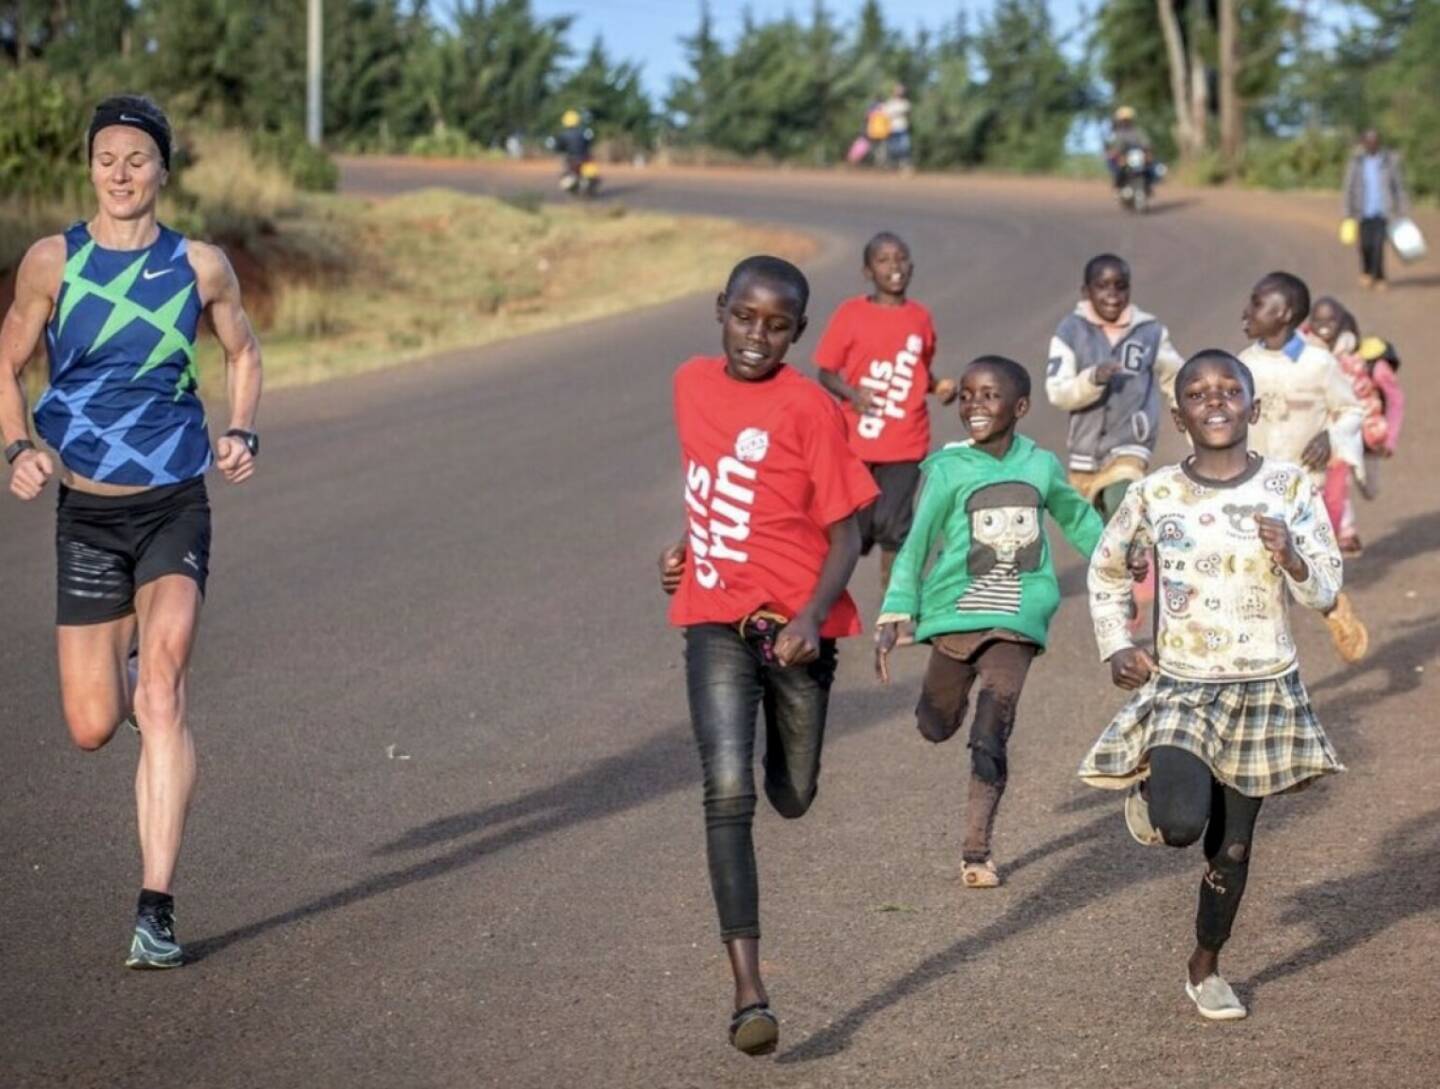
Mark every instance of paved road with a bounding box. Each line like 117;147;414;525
4;160;1438;1089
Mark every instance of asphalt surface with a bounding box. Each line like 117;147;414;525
3;159;1438;1089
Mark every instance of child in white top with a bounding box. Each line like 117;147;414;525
1238;271;1368;663
1080;350;1343;1024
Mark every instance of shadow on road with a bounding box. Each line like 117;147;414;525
776;806;1208;1064
1387;273;1440;290
1336;510;1440;593
1246;807;1440;995
1307;613;1439;706
186;683;917;963
1141;197;1198;216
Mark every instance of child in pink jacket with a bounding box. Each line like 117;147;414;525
1306;297;1405;556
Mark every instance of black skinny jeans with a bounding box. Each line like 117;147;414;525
684;623;837;941
1360;215;1388;281
1147;746;1265;954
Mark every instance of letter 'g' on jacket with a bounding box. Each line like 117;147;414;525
878;434;1103;647
1045;304;1183;474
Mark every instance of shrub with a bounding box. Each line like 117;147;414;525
1241;129;1350;192
0;67;87;201
179;129;296;242
408;122;484;158
252;130;339;192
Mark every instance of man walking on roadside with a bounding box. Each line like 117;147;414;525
1343;129;1411;291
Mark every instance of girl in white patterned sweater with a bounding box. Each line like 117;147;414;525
1080;350;1343;1023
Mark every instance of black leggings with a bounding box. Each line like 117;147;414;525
1147;746;1265;953
684;624;837;941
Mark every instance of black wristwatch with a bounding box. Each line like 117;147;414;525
4;438;35;465
223;429;259;457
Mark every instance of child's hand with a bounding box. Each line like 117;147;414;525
1301;429;1332;471
874;622;901;684
658;542;686;595
932;377;958;405
775;613;821;667
850;386;883;415
1255;514;1309;580
1109;646;1156;690
1093;362;1123;384
1126;541;1151;582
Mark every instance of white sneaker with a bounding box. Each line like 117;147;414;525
1124;782;1163;846
1185;974;1248;1021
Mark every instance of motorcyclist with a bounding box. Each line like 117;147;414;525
1105;106;1155;190
555;108;595;172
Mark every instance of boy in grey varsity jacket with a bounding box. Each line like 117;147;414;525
1045;254;1183;521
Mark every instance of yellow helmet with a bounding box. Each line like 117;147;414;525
561;109;581;128
1114;106;1136;123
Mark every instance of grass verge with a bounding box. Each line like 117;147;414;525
205;188;815;389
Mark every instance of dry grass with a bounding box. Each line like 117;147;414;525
210;188;815;389
180;130;297;233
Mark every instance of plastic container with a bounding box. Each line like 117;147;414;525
1389;217;1428;262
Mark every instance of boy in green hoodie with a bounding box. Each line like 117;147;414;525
876;355;1104;888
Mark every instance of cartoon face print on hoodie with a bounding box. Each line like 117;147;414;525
957;481;1044;615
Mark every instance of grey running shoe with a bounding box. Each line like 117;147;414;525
1185;974;1247;1021
1124;782;1163;846
126;902;183;969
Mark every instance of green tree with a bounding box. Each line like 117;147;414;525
971;0;1085;171
910;14;987;168
440;0;572;145
555;36;654;144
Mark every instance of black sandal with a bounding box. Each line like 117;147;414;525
729;1002;779;1056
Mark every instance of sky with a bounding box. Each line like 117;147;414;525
530;0;1091;100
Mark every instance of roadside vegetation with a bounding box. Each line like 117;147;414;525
2;1;1436;196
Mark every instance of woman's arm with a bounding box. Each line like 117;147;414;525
192;241;262;484
1;237;64;500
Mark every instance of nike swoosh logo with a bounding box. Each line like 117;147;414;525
120;113;146;124
142;269;172;280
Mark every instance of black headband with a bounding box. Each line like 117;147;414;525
88;105;171;170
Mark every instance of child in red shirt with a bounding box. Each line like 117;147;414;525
658;256;877;1057
814;232;956;590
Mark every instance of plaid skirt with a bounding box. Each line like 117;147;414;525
1078;671;1344;797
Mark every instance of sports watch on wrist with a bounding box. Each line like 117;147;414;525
223;429;259;457
4;438;35;465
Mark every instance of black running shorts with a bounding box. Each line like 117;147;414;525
857;460;922;555
55;477;211;626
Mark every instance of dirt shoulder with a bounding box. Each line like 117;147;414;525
208;187;814;390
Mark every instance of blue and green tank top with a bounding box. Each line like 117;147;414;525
34;222;211;486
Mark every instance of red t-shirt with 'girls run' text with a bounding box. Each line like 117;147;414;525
813;296;938;463
669;357;879;638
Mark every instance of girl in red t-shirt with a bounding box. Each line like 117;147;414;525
814;232;957;595
658;256;877;1057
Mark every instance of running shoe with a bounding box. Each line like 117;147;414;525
1324;592;1369;663
1185;974;1247;1021
1124;782;1163;846
125;901;183;969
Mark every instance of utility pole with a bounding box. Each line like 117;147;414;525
306;0;323;147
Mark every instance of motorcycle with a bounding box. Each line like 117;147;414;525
560;157;601;198
1116;146;1163;213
